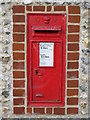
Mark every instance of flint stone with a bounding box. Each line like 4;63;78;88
80;92;87;99
22;0;82;4
81;57;89;65
81;65;85;72
82;31;88;38
0;26;3;34
82;38;88;48
3;47;8;54
66;0;81;3
82;49;90;55
81;110;87;115
2;67;6;72
1;83;6;90
81;76;87;83
82;19;88;25
2;39;10;45
80;102;87;109
82;1;87;8
5;31;10;35
82;22;88;29
0;18;3;25
2;75;9;81
23;0;53;4
0;7;3;13
0;97;1;102
8;83;11;89
82;10;88;18
2;98;10;103
4;19;10;26
74;0;82;4
2;91;9;98
82;1;90;8
80;85;87;92
2;54;11;62
81;65;87;74
1;2;5;5
53;0;65;5
2;107;10;114
7;64;11;71
1;11;6;16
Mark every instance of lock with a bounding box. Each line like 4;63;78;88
35;69;43;76
35;70;38;75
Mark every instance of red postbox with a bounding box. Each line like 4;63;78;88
27;14;66;106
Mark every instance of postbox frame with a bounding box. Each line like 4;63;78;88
27;13;67;107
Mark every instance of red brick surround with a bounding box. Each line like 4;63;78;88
13;5;80;115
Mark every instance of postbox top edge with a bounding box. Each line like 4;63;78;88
27;13;67;17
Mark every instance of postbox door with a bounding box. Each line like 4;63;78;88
32;42;62;102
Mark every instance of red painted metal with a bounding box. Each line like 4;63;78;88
27;13;67;106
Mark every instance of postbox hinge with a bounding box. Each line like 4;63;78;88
31;76;32;81
31;75;33;89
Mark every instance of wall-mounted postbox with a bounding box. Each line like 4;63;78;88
27;14;66;106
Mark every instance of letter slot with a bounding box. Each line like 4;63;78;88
32;26;62;36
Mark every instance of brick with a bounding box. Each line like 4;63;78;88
68;44;79;51
13;71;25;78
46;108;52;114
13;62;24;69
13;25;25;32
67;98;78;105
13;43;24;51
47;6;52;12
27;108;32;114
54;108;65;115
13;34;24;42
67;89;78;96
68;34;79;42
54;6;66;11
68;25;80;33
67;80;78;87
13;98;24;105
14;107;25;114
13;15;25;23
13;5;25;13
33;6;45;11
67;71;78;78
13;89;25;97
68;15;80;23
67;108;78;114
34;108;45;114
13;53;25;60
68;53;79;60
68;6;80;14
27;6;32;11
68;62;79;69
13;80;25;88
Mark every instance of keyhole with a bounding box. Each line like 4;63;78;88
36;70;38;75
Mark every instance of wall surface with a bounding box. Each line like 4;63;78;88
0;0;89;119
